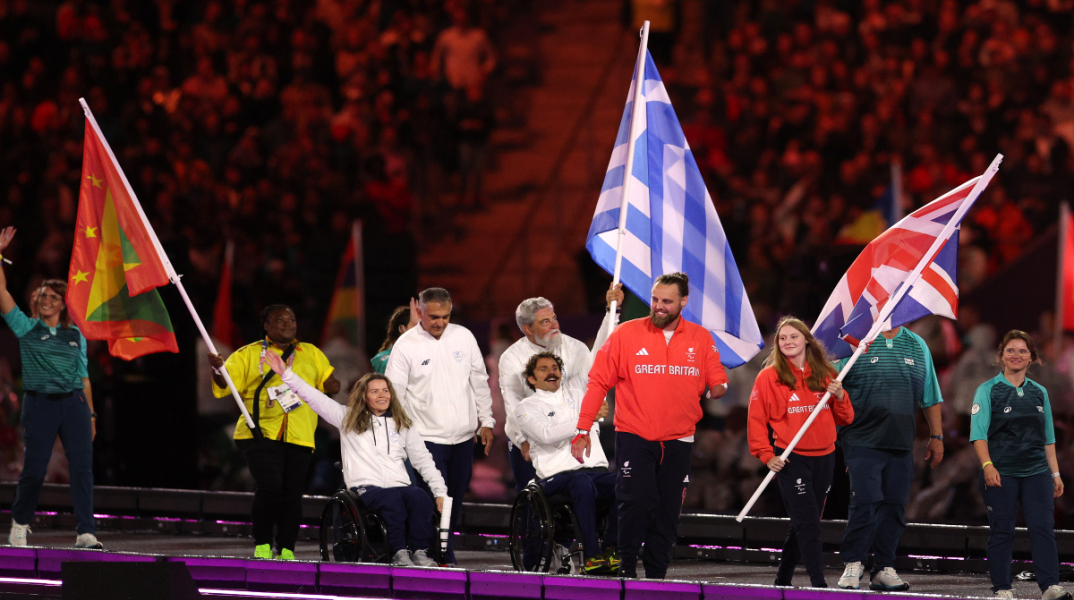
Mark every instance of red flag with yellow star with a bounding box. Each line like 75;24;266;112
68;116;178;359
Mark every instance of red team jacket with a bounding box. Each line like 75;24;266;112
577;316;728;441
746;364;855;465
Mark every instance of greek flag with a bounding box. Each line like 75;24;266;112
585;50;763;368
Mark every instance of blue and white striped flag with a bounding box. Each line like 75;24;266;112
586;51;764;368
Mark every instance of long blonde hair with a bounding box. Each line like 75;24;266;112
764;316;837;392
342;373;413;434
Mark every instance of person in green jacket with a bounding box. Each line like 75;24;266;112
971;330;1071;600
371;300;418;374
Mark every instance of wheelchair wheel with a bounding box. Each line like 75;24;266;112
509;484;555;572
319;490;390;563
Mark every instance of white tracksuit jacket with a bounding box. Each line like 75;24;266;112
385;323;495;445
498;311;615;449
514;387;608;480
281;370;448;497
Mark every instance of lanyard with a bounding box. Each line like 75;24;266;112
258;338;296;376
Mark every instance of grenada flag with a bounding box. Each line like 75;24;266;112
67;115;178;359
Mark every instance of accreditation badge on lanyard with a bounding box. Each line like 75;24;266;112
258;340;296;409
268;385;303;413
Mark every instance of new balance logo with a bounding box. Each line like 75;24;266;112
421;359;431;366
636;348;649;356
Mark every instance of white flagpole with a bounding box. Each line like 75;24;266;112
607;20;650;324
79;98;257;431
736;153;1003;522
1056;202;1070;357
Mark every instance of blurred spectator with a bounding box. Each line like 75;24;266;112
431;7;496;91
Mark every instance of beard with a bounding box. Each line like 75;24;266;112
650;307;681;328
534;330;562;348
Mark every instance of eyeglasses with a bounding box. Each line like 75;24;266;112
1003;348;1031;356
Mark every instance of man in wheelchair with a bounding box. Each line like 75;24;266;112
515;352;619;575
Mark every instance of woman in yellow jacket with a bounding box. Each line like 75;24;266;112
208;304;340;559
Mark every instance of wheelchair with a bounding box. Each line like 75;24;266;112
318;464;444;564
508;480;613;574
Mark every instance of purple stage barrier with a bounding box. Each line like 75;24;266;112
470;570;544;600
626;579;703;600
318;561;392;597
164;556;248;589
542;572;622;600
393;565;469;600
0;547;35;578
0;546;980;600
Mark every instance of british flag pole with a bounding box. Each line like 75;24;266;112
736;153;1003;521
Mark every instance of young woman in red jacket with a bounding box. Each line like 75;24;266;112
747;316;854;588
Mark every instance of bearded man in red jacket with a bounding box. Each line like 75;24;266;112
572;272;728;579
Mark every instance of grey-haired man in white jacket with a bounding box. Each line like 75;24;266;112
515;351;619;575
385;287;495;564
500;284;624;492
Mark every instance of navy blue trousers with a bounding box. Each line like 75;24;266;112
839;445;913;572
416;438;474;564
540;470;618;558
615;432;691;579
510;443;537;493
774;450;834;587
356;485;435;554
979;470;1060;592
12;392;95;535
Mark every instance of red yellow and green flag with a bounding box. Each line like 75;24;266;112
321;220;365;348
67;115;178;359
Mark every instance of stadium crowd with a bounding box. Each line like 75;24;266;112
3;0;1074;532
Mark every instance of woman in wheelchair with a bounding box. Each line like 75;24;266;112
264;351;447;567
514;351;619;575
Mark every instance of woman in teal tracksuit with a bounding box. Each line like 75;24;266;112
970;330;1071;600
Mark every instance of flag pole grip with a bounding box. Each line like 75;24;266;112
78;97;257;431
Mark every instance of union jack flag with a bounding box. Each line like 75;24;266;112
812;175;993;359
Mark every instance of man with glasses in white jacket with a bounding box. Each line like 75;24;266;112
386;287;495;565
515;351;619;575
499;285;624;492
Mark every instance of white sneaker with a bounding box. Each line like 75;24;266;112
553;543;577;575
411;549;438;567
7;521;30;547
75;533;103;549
1043;585;1073;600
995;590;1014;598
392;549;415;566
870;567;910;591
838;562;864;589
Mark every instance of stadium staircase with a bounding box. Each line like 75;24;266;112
417;0;632;320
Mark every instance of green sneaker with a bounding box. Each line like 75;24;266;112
278;548;295;560
582;547;620;576
604;548;621;574
582;554;611;575
254;544;272;559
